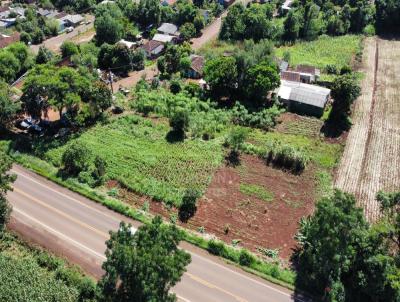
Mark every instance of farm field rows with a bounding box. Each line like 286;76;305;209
335;37;400;220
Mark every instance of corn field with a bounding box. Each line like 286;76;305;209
335;37;400;221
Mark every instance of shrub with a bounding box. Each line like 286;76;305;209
239;249;255;266
226;127;248;152
231;102;283;130
36;252;63;271
207;240;227;257
169;109;190;136
61;142;92;176
264;140;309;173
179;189;200;222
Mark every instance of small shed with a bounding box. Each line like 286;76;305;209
277;80;330;117
152;33;176;44
185;55;205;79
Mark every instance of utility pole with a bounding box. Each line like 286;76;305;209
108;70;114;93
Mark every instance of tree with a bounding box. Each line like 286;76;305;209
179;189;200;222
60;41;79;58
169;108;189;138
0;82;19;127
375;0;400;34
62;142;92;176
137;0;161;26
294;190;398;302
0;152;15;234
99;216;191;302
88;81;112;114
179;23;196;41
243;60;280;104
329;73;361;126
95;14;124;45
204;56;238;100
283;10;301;41
0;51;20;83
36;46;54;64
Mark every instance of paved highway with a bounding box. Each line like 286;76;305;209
7;165;304;302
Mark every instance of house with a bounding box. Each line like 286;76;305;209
295;64;320;83
157;23;179;36
0;32;20;48
185;55;205;79
281;71;301;82
152;33;176;44
59;14;84;27
277;80;330;117
141;40;165;59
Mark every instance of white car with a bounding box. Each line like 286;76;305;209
66;27;74;33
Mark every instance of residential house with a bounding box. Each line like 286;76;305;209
152;33;177;44
60;14;84;27
295;64;320;83
276;80;330;117
185;55;205;79
157;23;179;36
141;40;165;59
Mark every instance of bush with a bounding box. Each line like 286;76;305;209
264;140;309;173
239;249;255;266
179;189;200;222
207;240;227;257
62;142;92;176
169;109;190;136
231;102;283;130
36;252;63;271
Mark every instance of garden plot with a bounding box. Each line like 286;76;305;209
335;37;400;220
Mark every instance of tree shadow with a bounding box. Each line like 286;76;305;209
165;130;185;143
225;150;241;167
321;118;351;138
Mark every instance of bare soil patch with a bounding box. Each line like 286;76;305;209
113;154;316;260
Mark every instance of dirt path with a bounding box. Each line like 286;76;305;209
334;37;400;220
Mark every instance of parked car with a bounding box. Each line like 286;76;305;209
66;27;74;33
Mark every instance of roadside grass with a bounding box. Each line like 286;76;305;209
0;232;96;302
239;183;274;202
276;35;362;73
39;115;224;207
196;40;240;58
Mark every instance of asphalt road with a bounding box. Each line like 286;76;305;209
30;15;95;54
7;165;305;302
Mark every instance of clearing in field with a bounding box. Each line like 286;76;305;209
335;37;400;221
276;35;362;81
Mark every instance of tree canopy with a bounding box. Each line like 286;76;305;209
0;152;15;234
99;216;191;302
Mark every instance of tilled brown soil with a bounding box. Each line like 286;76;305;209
114;154;316;260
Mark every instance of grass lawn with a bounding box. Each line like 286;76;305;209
276;35;362;72
42;115;224;206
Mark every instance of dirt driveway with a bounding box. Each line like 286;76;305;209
334;37;400;220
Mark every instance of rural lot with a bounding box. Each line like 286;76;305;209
335;37;400;221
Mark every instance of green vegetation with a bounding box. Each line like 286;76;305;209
0;233;96;302
39;115;224;207
294;190;400;301
276;35;362;74
239;183;274;202
248;130;343;169
99;217;191;302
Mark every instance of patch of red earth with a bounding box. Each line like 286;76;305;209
189;154;316;259
112;153;316;260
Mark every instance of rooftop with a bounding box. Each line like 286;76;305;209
157;23;178;35
278;80;331;108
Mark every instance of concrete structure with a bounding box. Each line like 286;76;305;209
152;33;176;44
277;80;330;117
157;23;179;36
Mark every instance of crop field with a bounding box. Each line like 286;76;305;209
43;115;224;206
276;35;362;78
335;37;400;221
0;234;92;302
